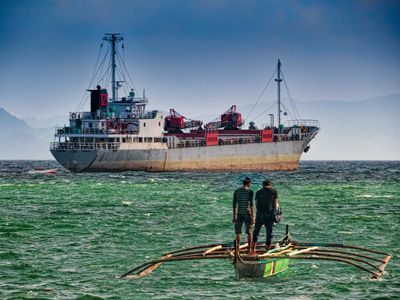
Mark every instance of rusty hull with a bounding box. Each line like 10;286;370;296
51;139;309;172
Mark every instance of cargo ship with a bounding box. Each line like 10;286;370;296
50;33;319;172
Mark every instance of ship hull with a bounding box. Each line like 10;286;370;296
51;139;309;172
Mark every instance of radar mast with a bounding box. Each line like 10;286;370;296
103;33;123;102
275;59;282;128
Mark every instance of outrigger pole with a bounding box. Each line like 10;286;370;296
120;241;391;279
120;244;232;279
121;225;391;280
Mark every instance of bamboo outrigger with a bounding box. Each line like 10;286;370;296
121;226;391;280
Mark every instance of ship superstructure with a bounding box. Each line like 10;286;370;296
50;33;319;172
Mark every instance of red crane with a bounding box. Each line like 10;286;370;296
205;105;243;130
164;109;203;132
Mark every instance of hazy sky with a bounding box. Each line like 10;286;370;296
0;0;399;119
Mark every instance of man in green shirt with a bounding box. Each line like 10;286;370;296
232;176;254;253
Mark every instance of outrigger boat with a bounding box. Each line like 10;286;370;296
121;226;391;280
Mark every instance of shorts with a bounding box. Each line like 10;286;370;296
234;213;251;234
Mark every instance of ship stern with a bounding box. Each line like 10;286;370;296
50;149;98;172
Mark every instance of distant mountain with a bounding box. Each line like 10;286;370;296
0;107;32;132
21;115;68;145
22;115;67;129
0;108;52;159
1;94;399;160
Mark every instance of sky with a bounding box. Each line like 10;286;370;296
0;0;399;120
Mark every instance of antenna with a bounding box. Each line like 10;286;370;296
103;33;124;102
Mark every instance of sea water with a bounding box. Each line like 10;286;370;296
0;161;399;299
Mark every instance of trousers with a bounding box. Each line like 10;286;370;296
252;214;274;245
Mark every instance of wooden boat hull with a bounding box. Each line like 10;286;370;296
234;258;289;279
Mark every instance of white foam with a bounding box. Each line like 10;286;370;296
355;194;393;199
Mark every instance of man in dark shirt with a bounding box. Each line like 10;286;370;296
232;176;254;253
252;180;279;252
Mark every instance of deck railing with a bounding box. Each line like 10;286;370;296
51;131;317;151
68;108;153;121
170;132;316;148
285;119;320;128
55;127;139;135
52;127;318;151
50;142;120;151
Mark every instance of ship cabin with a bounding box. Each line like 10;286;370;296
51;86;166;151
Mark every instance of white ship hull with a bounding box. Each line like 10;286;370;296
50;139;309;172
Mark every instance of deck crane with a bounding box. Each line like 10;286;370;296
205;105;244;130
164;109;203;132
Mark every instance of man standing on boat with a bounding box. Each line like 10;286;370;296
232;176;254;253
252;180;279;252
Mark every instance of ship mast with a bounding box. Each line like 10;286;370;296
103;33;123;102
275;59;282;127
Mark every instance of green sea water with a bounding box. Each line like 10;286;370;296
0;161;399;299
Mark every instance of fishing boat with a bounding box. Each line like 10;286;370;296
50;33;320;172
121;226;391;280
